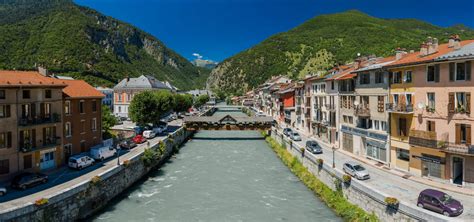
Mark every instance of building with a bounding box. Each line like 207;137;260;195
0;71;66;180
277;83;296;126
294;82;305;131
63;80;104;159
386;37;474;186
113;75;171;118
95;87;114;110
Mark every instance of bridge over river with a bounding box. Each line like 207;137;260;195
90;106;339;221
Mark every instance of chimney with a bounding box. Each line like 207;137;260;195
395;47;407;60
448;35;455;48
419;42;428;56
126;75;130;82
427;37;439;54
453;35;461;50
38;66;49;77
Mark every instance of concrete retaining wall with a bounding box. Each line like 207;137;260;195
0;128;193;222
270;129;448;222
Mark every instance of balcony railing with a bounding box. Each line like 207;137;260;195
325;103;335;110
314;104;322;110
386;103;414;113
354;107;370;117
19;137;61;153
19;113;61;126
442;142;474;155
409;130;440;149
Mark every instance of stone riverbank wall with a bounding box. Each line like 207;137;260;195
270;128;449;222
0;127;193;222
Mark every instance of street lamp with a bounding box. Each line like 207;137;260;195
116;144;121;166
332;146;336;168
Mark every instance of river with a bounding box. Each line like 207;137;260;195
90;108;340;221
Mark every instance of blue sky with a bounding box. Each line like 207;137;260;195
75;0;474;62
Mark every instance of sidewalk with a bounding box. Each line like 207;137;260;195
290;126;474;196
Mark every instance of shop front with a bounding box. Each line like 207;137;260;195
409;146;447;180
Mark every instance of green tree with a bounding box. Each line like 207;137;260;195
194;94;210;107
174;94;193;113
129;91;160;125
155;90;176;116
101;105;117;139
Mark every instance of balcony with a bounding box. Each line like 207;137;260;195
354;107;370;117
19;113;61;127
409;130;440;149
386;103;414;114
20;137;61;153
325;103;335;111
313;104;322;110
442;142;474;156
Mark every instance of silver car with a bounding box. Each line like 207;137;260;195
290;132;302;141
343;162;370;180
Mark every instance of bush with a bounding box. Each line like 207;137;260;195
35;198;48;206
385;197;399;206
343;174;352;184
141;148;160;167
91;175;102;186
263;133;378;221
316;158;324;166
123;159;130;167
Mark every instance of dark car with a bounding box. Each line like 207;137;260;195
283;128;292;136
417;189;463;217
305;140;322;154
11;172;48;190
119;140;137;150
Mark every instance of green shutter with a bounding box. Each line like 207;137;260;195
449;62;455;81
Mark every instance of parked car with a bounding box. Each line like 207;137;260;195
290;132;302;141
305;140;322;154
256;112;266;117
283;128;292;136
143;130;156;139
133;134;147;144
153;122;168;135
0;186;6;196
11;172;48;190
343;162;370;180
90;145;116;161
68;154;95;170
119;140;137;150
133;126;146;135
417;189;463;217
115;117;123;125
119;116;127;121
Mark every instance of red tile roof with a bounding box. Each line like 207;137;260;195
387;40;474;67
0;70;67;87
62;79;104;98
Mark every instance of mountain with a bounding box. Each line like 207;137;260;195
0;0;209;90
192;58;218;69
207;10;474;95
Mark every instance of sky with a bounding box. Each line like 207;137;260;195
75;0;474;62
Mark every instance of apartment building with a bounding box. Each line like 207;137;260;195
113;75;171;118
63;80;104;159
386;37;474;186
294;82;305;131
0;71;66;180
306;76;330;141
95;87;114;111
276;84;296;126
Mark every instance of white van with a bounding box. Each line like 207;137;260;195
143;130;156;139
90;145;116;161
68;154;95;170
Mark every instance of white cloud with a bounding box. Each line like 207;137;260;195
192;53;203;59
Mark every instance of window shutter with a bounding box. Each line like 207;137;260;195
32;129;36;148
7;132;11;148
449;62;455;81
467;92;471;114
448;93;455;113
40;103;45;118
432;121;436;132
6;105;10;117
467;125;472;145
434;64;440;82
466;61;471;81
455;124;461;144
43;128;46;145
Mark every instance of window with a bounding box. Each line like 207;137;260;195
456;62;466;80
427;121;436;132
396;149;410;161
381;121;387;131
91;118;97;131
456;124;471;144
65;101;71;115
22;90;30;99
118;94;122;102
0;132;12;148
92;100;97;112
426;65;440;82
399;118;407;137
393;94;399;105
127;93;132;101
456;93;467;110
393;71;402;84
65;122;72;137
45;89;52;98
377;96;384;112
359;73;370;84
331;81;334;90
79;101;85;114
0;105;11;118
0;90;5;99
0;159;9;175
427;93;435;111
23;155;32;169
321;84;326;92
81;120;86;133
118;106;122;113
373;120;380;130
404;71;412;83
406;94;412;106
375;71;383;84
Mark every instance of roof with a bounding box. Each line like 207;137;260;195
63;80;105;98
352;56;396;73
303;75;326;82
326;66;357;81
0;71;67;87
435;42;474;61
114;75;170;90
420;189;446;198
55;75;75;80
95;86;113;91
387;40;474;68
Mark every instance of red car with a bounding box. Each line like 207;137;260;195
132;135;147;144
